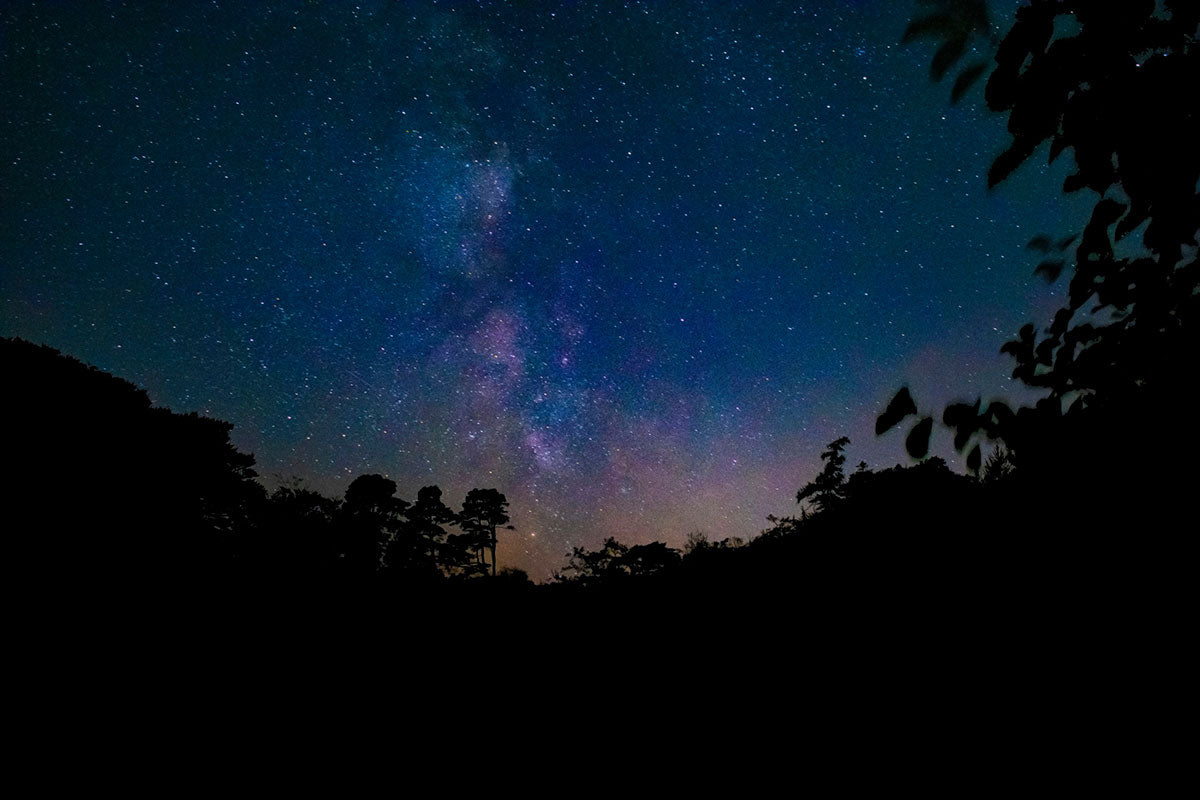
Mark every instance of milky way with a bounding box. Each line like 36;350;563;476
1;1;1093;578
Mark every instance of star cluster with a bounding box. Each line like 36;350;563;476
2;1;1092;579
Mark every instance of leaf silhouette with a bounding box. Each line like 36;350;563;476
1034;259;1066;283
902;11;958;44
1049;308;1073;336
951;61;989;103
1063;172;1088;193
1000;323;1036;359
931;36;968;82
1001;323;1037;380
1026;234;1054;252
943;398;981;451
1048;134;1068;164
876;386;919;435
906;416;934;460
989;137;1036;188
1093;198;1128;226
942;401;976;429
1078;198;1127;262
1035;337;1057;366
1114;207;1149;241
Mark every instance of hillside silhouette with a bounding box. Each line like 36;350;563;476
8;334;1170;628
5;328;1189;734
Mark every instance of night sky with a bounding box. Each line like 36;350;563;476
2;1;1093;579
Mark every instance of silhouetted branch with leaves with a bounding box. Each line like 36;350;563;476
889;1;1199;484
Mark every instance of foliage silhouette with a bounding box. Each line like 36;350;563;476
875;386;918;435
458;488;512;577
342;474;407;577
555;537;682;587
623;541;682;578
979;444;1015;484
891;1;1199;527
2;337;264;589
2;337;539;605
556;537;632;586
9;333;1152;667
796;436;851;513
250;482;340;579
402;485;460;579
684;530;710;554
902;0;996;102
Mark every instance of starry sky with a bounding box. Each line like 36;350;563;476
2;0;1093;579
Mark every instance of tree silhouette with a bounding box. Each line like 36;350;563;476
3;337;543;599
458;488;511;577
796;436;851;514
979;445;1015;484
341;474;408;576
2;337;265;587
557;537;630;586
623;542;681;578
556;537;682;586
400;485;458;579
251;482;340;578
684;530;710;554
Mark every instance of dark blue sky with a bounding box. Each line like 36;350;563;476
2;1;1091;578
